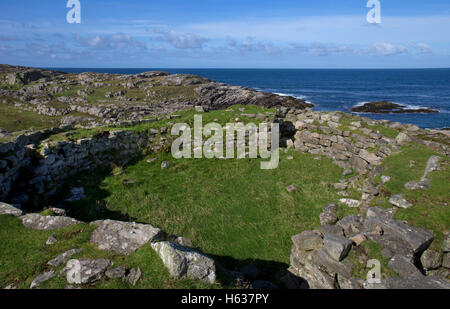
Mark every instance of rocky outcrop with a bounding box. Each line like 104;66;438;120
63;259;112;285
151;241;216;284
90;219;164;255
352;101;439;114
0;202;23;216
20;213;81;230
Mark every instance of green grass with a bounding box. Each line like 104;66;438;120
0;102;60;133
51;147;342;284
370;143;450;251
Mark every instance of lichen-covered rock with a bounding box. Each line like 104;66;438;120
126;267;142;286
64;259;112;284
420;249;443;270
90;219;163;255
105;266;127;279
0;202;23;217
323;234;353;261
389;194;413;209
291;230;323;251
319;203;338;225
30;271;56;289
151;241;216;284
48;249;82;268
388;255;422;277
20;214;81;230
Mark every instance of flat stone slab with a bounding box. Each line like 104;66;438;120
389;194;413;209
90;219;163;255
0;202;23;217
30;271;56;289
20;214;81;230
323;234;353;261
63;259;112;285
291;230;323;251
151;241;216;284
48;249;82;268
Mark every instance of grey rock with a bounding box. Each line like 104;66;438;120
443;234;450;252
20;214;81;230
336;215;363;236
339;198;361;208
443;253;450;269
30;271;56;289
381;175;391;183
65;259;112;284
423;155;441;178
420;249;443;270
323;234;353;261
319;203;338;225
105;266;127;279
90;219;163;255
161;161;170;169
365;276;450;289
395;132;411;145
389;194;413;209
0;202;23;217
318;225;344;236
364;207;434;254
388;255;422;277
126;267;142;286
169;235;193;248
48;248;82;267
46;235;58;245
151;241;216;284
291;230;323;251
404;179;430;190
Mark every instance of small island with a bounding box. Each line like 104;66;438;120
352;101;439;114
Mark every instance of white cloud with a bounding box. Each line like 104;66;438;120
367;42;408;56
409;42;432;54
155;30;208;49
74;32;146;50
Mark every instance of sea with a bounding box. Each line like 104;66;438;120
50;68;450;129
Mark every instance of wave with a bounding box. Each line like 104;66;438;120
272;92;312;104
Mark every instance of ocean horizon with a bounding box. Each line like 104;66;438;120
47;68;450;129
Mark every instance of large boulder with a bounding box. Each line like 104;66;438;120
151;241;216;284
0;202;23;217
20;214;81;230
90;219;163;255
63;259;112;284
420;249;443;270
323;234;353;261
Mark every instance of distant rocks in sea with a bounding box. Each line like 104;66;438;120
352;101;439;114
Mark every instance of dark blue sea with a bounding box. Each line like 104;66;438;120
51;68;450;129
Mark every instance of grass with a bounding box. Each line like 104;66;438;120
370;143;450;251
49;147;342;284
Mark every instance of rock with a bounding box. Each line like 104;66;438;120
443;253;450;269
291;230;323;251
251;280;280;289
349;156;369;174
151;242;216;284
30;271;56;289
161;161;170;169
105;266;127;279
388;255;422;277
90;219;164;255
280;270;308;289
351;101;438;114
339;198;361;208
20;214;81;230
126;267;142;286
288;257;336;289
48;248;82;267
359;149;382;165
195;106;204;112
319;203;338;225
336;215;363;236
389;194;413;209
146;158;157;163
334;183;348;190
364;207;434;254
240;263;260;280
323;234;353;261
49;207;67;216
350;233;366;246
285;184;297;192
420;249;443;270
0;202;23;217
169;235;193;247
404;179;430;190
423;156;441;178
64;259;112;284
46;235;58;245
381;175;391;183
443;235;450;252
364;276;450;289
395;132;411;145
318;225;344;236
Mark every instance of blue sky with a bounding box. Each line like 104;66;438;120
0;0;449;68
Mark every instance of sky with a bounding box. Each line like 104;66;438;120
0;0;449;68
